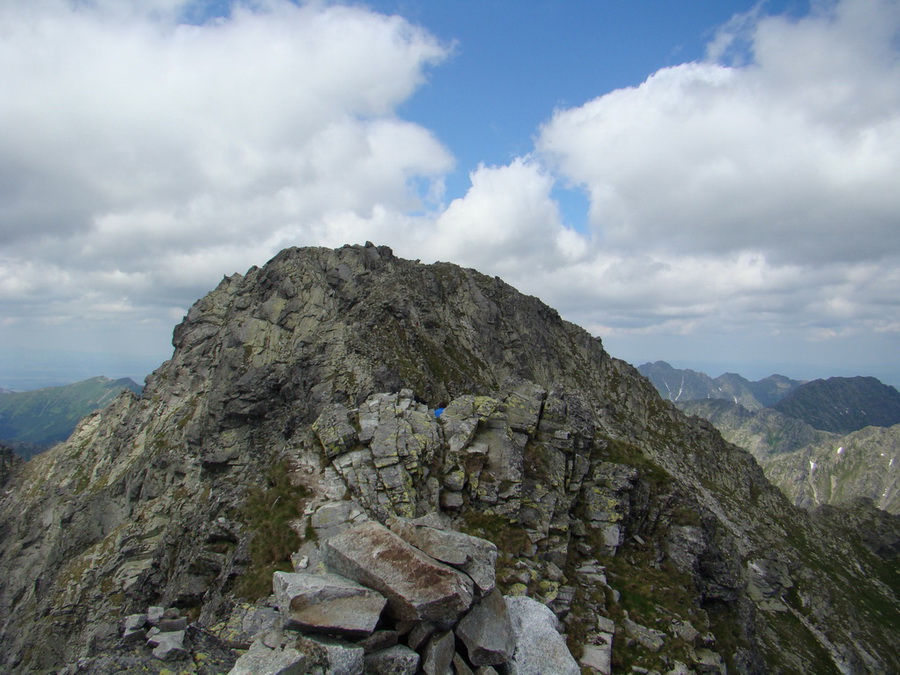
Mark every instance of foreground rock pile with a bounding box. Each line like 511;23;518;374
231;516;580;675
121;606;189;660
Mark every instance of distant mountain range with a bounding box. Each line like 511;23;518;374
0;376;142;457
771;376;900;434
636;360;804;410
640;362;900;514
765;424;899;514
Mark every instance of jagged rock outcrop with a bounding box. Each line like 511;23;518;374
0;244;897;674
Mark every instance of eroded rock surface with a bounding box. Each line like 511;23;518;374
505;595;580;675
322;520;475;624
272;571;386;636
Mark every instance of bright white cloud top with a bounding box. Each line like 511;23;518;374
1;0;898;388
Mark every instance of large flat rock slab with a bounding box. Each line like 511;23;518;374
272;571;386;637
322;520;474;624
388;515;498;594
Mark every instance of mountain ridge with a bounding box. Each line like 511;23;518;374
0;244;896;674
636;361;805;411
772;376;900;434
677;398;899;514
0;375;143;456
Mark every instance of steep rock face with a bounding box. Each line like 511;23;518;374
0;244;896;674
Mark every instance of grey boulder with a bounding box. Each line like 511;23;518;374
455;589;515;666
364;644;420;675
504;595;579;675
228;638;309;675
322;521;474;624
272;571;386;636
388;515;498;594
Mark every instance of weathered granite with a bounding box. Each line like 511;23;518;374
455;589;515;666
422;629;455;675
302;635;365;675
363;644;420;675
272;571;386;636
580;634;613;675
322;521;474;624
389;515;498;594
148;629;187;661
624;617;666;653
505;595;579;675
228;638;310;675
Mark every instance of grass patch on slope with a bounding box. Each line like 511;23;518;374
235;459;311;600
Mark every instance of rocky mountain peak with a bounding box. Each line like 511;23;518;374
161;242;608;426
0;244;897;674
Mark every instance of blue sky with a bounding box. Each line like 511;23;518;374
369;0;795;219
1;0;899;390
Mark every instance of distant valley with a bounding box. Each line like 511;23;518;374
0;376;142;458
639;362;900;513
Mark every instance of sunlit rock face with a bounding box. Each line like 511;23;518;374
0;243;896;674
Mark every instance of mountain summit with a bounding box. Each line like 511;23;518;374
0;244;896;673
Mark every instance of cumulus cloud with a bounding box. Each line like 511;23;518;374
421;158;588;275
518;0;900;355
0;0;451;326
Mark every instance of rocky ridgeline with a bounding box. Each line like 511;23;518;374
0;244;897;674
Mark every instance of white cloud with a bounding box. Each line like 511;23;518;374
423;158;588;275
514;0;900;352
538;58;900;264
0;0;452;319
